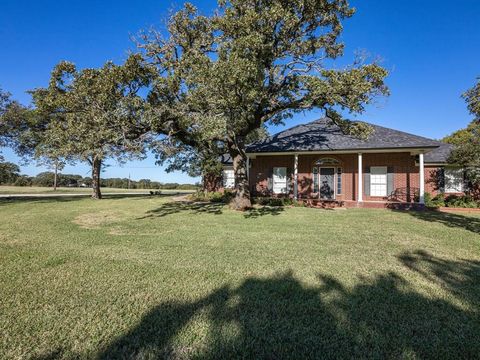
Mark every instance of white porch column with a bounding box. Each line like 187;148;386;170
419;152;425;204
246;156;250;181
358;153;363;202
294;153;299;200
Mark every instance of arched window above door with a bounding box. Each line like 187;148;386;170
315;157;340;166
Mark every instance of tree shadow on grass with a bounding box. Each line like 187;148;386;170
0;193;160;207
398;249;480;308
137;201;225;219
97;252;480;359
137;201;285;219
243;206;284;218
401;209;480;234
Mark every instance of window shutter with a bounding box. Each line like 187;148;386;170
387;167;394;196
267;168;273;193
286;167;292;193
364;167;370;196
438;168;445;193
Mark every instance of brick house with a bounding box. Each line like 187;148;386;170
220;118;465;208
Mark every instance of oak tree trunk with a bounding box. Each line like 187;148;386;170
91;157;102;199
53;162;58;191
228;136;251;210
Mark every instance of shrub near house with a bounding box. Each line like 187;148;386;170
424;192;480;209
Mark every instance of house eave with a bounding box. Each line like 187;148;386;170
422;162;448;167
246;146;438;158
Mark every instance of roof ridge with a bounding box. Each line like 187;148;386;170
362;121;441;144
247;117;442;152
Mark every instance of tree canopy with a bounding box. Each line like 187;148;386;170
462;77;480;121
0;155;20;184
140;0;389;209
444;78;480;196
30;54;154;198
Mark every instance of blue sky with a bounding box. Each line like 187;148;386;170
1;0;478;182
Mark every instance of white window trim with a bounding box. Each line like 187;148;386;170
318;167;337;200
370;166;388;197
273;167;288;194
222;168;235;189
444;167;464;193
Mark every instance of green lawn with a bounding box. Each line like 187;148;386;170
0;196;479;359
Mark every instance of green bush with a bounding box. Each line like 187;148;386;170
424;192;445;208
424;193;480;208
209;192;225;203
444;194;479;208
189;190;233;204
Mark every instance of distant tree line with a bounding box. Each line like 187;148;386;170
0;164;198;190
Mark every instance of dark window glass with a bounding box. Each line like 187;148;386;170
313;167;319;193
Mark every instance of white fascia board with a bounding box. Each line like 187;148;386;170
247;147;437;157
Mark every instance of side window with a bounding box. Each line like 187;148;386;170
370;166;387;197
444;168;463;193
272;167;287;194
222;169;235;188
313;167;319;193
337;168;342;195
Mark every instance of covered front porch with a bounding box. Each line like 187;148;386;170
247;150;427;206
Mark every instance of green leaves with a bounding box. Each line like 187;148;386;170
462;78;480;121
140;0;389;200
32;55;154;165
445;79;480;192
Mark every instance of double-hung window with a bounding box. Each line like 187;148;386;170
222;169;235;188
444;168;463;193
370;166;388;197
273;167;287;194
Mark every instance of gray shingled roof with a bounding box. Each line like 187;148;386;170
246;118;442;153
219;153;233;165
424;143;453;164
220;118;452;165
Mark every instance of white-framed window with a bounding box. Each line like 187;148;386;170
444;168;463;193
273;167;287;194
370;166;388;197
222;169;235;189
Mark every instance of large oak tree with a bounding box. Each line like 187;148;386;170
31;54;154;199
140;0;389;210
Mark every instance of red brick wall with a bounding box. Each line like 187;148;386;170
425;166;443;196
248;152;445;202
362;152;419;202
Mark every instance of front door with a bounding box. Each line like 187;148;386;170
319;167;335;200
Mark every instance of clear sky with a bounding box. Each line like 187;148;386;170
1;0;479;182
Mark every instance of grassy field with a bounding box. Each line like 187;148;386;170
0;185;194;195
0;196;479;359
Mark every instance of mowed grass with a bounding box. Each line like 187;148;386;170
0;185;194;195
0;196;479;359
